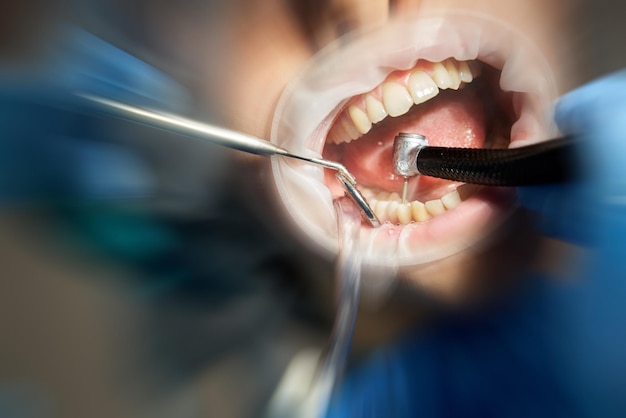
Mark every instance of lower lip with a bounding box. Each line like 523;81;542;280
271;150;518;267
357;185;517;266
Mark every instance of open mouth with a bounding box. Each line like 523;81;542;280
323;58;511;223
270;12;558;267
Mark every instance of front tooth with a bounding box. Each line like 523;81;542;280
408;71;439;105
431;62;453;90
441;190;461;209
458;61;473;83
410;201;431;222
386;201;399;224
397;203;412;225
348;105;372;135
382;82;413;117
365;94;387;123
444;60;462;90
425;199;446;216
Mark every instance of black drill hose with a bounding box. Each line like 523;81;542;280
416;137;579;186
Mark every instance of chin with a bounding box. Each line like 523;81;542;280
266;11;559;302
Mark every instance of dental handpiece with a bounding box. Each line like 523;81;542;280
78;94;381;227
393;132;579;186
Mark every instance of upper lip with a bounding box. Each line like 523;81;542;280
270;11;558;265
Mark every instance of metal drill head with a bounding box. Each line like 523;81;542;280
392;133;429;177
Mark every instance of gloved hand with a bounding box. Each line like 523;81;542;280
326;71;626;418
518;70;626;250
516;70;626;418
0;27;189;202
0;27;190;277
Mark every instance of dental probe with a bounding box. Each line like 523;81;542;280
393;132;579;186
78;93;381;227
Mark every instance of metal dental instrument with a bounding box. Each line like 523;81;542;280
392;132;579;186
393;133;429;201
335;172;380;227
401;178;409;203
79;93;380;227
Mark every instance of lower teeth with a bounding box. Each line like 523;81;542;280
362;187;464;225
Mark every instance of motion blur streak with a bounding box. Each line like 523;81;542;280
1;1;626;418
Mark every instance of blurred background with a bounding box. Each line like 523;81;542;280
0;2;333;417
0;1;624;417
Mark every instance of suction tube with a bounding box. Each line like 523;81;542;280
395;134;579;186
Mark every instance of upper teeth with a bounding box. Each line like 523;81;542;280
382;81;414;117
365;95;387;124
408;71;438;104
327;58;480;225
328;58;479;145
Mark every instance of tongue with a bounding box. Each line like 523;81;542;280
327;87;486;194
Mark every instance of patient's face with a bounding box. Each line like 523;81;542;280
159;0;578;304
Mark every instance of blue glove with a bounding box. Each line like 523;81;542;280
518;70;626;417
0;28;192;272
326;71;626;418
518;70;626;249
0;27;189;202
